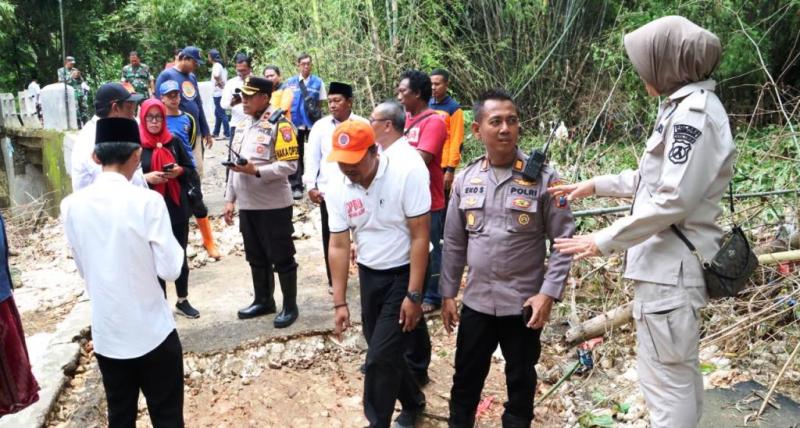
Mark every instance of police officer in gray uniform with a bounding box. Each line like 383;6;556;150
552;16;735;428
223;76;302;329
441;89;575;428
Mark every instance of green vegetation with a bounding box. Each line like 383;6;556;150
0;0;797;199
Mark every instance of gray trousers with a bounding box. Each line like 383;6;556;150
633;275;706;428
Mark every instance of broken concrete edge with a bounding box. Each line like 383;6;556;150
0;300;91;428
185;325;363;358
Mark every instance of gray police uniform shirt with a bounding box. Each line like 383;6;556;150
593;80;736;286
440;149;576;316
225;107;299;210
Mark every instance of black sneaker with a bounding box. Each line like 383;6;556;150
393;403;425;428
176;300;200;318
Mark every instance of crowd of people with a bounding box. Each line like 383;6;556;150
1;15;736;428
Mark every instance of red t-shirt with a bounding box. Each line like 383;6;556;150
405;110;447;211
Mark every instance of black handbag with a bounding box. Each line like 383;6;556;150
671;182;759;299
298;79;322;123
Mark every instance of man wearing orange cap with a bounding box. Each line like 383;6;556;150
327;120;430;428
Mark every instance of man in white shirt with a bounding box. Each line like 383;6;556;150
208;48;230;139
27;78;42;122
220;53;253;145
70;83;153;192
327;120;430;428
303;82;367;291
62;117;185;427
369;100;433;386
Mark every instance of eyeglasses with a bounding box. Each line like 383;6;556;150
369;117;390;124
145;115;163;123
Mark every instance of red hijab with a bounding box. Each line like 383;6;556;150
139;99;180;205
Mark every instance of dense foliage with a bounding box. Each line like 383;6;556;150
1;1;798;184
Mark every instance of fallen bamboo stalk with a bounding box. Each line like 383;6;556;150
565;303;632;346
755;340;800;419
572;188;800;218
758;250;800;265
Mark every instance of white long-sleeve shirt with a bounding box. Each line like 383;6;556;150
61;172;183;359
302;113;367;195
70;116;148;191
221;74;247;128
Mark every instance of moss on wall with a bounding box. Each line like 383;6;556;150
40;129;70;215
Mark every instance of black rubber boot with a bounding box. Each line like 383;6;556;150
273;270;299;328
237;265;277;319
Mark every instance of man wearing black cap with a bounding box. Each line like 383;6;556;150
62;117;186;428
70;82;157;192
155;46;214;155
302;82;366;291
222;76;302;329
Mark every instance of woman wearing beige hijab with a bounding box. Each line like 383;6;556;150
550;16;736;428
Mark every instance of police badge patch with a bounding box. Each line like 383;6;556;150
668;141;692;164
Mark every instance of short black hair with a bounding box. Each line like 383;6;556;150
129;51;138;57
234;53;252;67
473;89;517;123
93;142;140;165
263;65;281;76
400;70;432;103
430;68;450;82
297;53;312;63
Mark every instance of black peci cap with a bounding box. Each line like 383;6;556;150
95;118;141;145
328;82;353;98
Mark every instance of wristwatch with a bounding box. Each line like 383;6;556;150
406;291;422;304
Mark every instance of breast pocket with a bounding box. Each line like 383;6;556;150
459;194;485;233
505;195;538;233
641;132;665;189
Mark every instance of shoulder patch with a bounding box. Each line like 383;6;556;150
673;124;702;145
274;123;299;161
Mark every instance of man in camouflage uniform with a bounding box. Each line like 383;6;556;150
121;51;154;96
57;56;75;83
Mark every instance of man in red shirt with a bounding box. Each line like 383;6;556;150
396;69;446;385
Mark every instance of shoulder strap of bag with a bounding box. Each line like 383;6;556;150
298;79;310;99
403;111;437;136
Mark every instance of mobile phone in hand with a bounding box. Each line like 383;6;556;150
522;305;533;327
221;161;236;168
162;163;176;172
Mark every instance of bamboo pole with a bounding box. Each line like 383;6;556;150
758;250;800;265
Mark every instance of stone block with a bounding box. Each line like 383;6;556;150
41;84;77;131
0;93;21;128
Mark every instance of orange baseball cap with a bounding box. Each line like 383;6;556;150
327;120;375;164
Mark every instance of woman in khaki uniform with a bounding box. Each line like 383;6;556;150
551;16;735;428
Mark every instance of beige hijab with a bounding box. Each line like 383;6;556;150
624;16;721;95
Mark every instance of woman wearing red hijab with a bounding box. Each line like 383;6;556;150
139;99;200;318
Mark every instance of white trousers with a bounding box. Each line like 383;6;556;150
633;277;707;428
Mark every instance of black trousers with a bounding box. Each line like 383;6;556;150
449;305;542;428
288;129;310;191
320;199;332;286
239;207;298;274
158;221;189;298
358;263;426;428
95;330;184;428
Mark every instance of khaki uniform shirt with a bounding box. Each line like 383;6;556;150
593;80;736;286
440;149;576;316
225;107;299;210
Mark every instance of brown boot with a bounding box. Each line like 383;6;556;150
196;217;221;259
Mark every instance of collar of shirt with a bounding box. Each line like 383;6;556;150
668;79;716;102
96;171;131;184
344;154;388;189
245;106;274;129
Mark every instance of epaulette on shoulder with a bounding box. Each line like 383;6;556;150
465;155;485;168
687;89;709;113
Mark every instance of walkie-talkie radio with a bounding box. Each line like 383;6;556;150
521;122;559;181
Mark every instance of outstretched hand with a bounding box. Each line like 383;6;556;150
547;179;595;202
553;235;601;260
